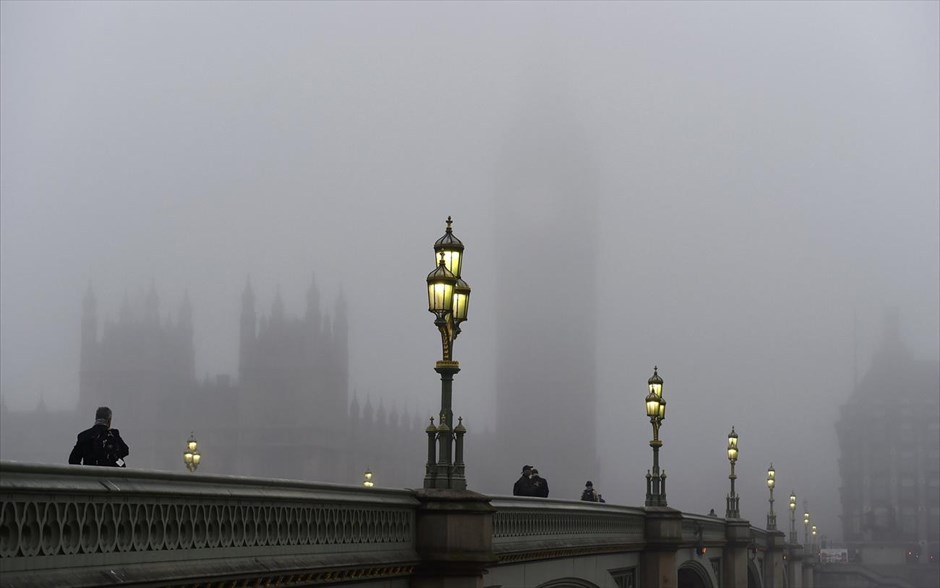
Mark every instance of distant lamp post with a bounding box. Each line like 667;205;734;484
362;469;374;488
767;463;777;530
644;366;667;507
726;426;740;518
424;216;471;490
183;432;200;473
789;492;798;543
812;524;818;553
803;508;810;545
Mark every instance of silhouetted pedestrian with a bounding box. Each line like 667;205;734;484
530;468;549;497
68;406;129;467
513;464;534;496
580;480;604;502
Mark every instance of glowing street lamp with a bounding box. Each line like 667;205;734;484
183;432;201;473
644;367;667;507
789;492;798;543
726;426;740;518
767;463;777;530
424;217;471;490
362;469;374;488
803;508;811;545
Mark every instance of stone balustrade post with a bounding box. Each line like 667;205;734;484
411;488;497;588
723;519;752;588
762;530;787;588
641;507;683;588
788;542;805;588
801;550;815;588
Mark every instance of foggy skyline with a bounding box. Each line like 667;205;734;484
2;1;938;540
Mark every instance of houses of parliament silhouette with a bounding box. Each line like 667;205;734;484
0;278;426;488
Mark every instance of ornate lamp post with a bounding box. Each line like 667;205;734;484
424;216;471;490
362;469;374;488
726;426;740;518
803;508;810;545
644;367;667;506
183;432;200;473
767;463;777;530
789;491;798;543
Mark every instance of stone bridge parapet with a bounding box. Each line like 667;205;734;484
1;461;808;588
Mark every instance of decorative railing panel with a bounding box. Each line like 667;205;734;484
682;513;729;547
489;497;646;563
1;461;419;586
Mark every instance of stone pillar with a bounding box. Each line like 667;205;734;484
722;519;751;588
762;530;787;588
788;543;805;588
641;507;683;588
411;489;497;588
801;551;815;588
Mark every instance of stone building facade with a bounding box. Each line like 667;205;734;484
835;316;940;563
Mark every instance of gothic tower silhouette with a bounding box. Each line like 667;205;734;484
79;283;198;469
492;79;599;496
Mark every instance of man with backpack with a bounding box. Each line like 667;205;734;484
68;406;129;467
580;480;605;503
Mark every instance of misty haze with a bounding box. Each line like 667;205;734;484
1;0;938;567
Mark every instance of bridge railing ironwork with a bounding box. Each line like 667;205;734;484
490;496;647;564
0;461;419;586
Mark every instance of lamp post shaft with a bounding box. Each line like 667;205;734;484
768;487;776;531
726;461;739;518
790;509;797;544
646;429;666;507
426;361;464;490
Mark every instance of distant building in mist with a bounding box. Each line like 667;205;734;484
483;82;600;497
0;279;425;487
836;314;940;562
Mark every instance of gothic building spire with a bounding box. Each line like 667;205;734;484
271;287;285;323
239;277;256;378
145;280;160;324
81;282;97;348
305;273;321;329
178;290;193;332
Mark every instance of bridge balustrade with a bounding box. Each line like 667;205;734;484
0;462;419;586
490;497;646;564
2;461;806;588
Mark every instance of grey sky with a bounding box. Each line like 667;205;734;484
2;1;938;539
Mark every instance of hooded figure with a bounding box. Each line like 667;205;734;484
581;480;604;502
513;465;534;496
530;468;549;497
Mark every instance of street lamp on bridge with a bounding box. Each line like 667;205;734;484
424;216;471;490
183;432;200;473
362;469;374;488
803;507;811;545
726;426;740;518
766;463;777;530
789;491;798;543
644;366;667;507
812;524;818;553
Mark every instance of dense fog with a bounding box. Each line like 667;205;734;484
2;1;938;543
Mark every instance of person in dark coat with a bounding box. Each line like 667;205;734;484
68;406;129;467
530;468;550;498
513;465;534;496
580;480;604;502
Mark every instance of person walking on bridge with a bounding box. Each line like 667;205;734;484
580;480;604;502
530;468;550;497
68;406;129;467
513;465;535;496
